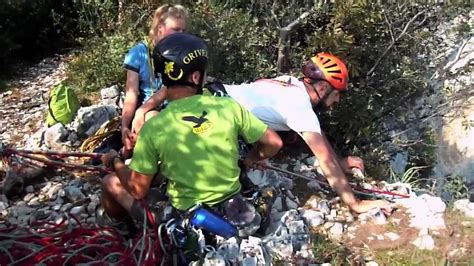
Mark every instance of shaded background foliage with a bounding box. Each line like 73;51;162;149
1;0;471;177
188;4;277;83
0;0;77;76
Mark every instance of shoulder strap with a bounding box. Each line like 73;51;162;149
48;95;60;124
140;41;148;50
255;78;299;88
142;39;157;88
204;80;228;97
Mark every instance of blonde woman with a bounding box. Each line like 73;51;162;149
121;4;187;157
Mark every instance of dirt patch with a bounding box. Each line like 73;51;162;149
345;210;419;251
342;208;474;263
441;211;474;262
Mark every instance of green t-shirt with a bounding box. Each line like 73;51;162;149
129;95;267;210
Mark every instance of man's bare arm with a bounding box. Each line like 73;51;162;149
122;70;140;129
302;131;388;213
137;86;167;114
112;160;153;200
244;128;283;166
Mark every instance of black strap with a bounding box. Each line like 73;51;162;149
48;96;60;125
204;80;227;97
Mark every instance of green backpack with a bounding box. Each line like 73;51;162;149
47;84;80;127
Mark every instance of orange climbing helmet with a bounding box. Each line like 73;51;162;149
302;52;349;91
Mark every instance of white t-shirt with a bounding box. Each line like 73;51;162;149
225;75;321;134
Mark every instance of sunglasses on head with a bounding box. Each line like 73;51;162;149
170;26;185;32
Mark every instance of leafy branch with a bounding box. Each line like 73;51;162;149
366;9;427;77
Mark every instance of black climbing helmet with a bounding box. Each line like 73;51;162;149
153;32;208;91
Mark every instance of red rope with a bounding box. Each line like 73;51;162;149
1;147;111;174
264;164;411;199
0;205;162;265
0;149;169;264
14;149;102;159
353;186;410;198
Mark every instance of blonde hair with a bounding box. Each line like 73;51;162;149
149;4;187;40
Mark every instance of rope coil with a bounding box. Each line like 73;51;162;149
80;116;121;154
0;203;163;265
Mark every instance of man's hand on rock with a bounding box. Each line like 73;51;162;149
349;199;393;214
340;156;364;174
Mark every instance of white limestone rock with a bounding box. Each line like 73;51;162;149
300;209;324;228
44;123;68;149
453;199;474;218
70;105;118;137
412;234;435;250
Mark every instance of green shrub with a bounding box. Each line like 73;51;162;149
188;4;277;83
310;2;434;164
440;176;469;203
72;0;119;36
65;1;153;93
66;33;136;93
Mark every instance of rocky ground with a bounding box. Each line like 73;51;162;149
0;56;103;226
0;57;473;265
0;57;67;147
269;149;474;265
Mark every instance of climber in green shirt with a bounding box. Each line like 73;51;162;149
98;33;282;226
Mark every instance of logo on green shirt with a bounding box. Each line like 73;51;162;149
182;110;213;134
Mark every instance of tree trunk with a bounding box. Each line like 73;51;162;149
117;0;125;26
277;29;290;73
276;11;310;73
